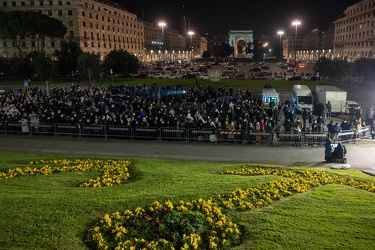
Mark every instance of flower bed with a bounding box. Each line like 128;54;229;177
0;159;131;187
218;167;375;211
89;199;241;250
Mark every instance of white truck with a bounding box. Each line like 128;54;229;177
291;85;313;113
315;85;347;113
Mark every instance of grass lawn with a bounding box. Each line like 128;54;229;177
0;152;374;249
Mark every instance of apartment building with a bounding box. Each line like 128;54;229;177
140;20;188;61
0;0;145;60
333;0;375;61
282;35;304;64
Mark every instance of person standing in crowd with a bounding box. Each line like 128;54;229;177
371;120;375;139
293;118;303;147
302;108;308;127
353;118;362;143
273;106;280;125
327;120;334;140
332;122;342;143
324;137;333;163
340;119;351;142
366;107;374;125
326;101;332;118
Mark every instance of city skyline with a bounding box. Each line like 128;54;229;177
120;0;359;36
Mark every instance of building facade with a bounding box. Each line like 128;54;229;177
140;20;189;61
281;0;375;63
282;35;304;64
333;0;375;61
0;0;145;61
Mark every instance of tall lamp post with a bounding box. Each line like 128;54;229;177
277;30;284;60
292;20;301;67
188;31;194;60
158;21;166;60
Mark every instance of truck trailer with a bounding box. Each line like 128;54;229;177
315;85;347;113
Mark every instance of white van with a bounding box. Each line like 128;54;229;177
261;88;280;109
291;85;313;113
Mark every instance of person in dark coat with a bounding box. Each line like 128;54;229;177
332;142;347;159
324;137;333;163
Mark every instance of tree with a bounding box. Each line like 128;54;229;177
210;43;224;61
221;43;233;58
102;49;139;76
353;58;375;83
314;57;332;79
27;52;55;81
54;40;83;77
329;58;350;82
209;43;233;60
77;52;102;84
202;50;211;59
0;11;67;58
251;40;264;61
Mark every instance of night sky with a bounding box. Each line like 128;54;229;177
115;0;360;36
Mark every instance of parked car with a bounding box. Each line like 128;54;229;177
200;74;210;79
305;75;319;81
181;73;196;79
235;74;247;80
273;75;285;80
249;67;262;72
224;68;235;74
133;73;149;78
287;66;295;72
345;100;361;114
288;75;303;81
151;73;166;79
167;74;179;79
252;72;267;80
221;74;229;79
261;63;270;70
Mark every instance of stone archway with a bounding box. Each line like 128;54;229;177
228;30;254;58
369;51;374;59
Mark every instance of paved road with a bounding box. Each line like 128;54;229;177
1;134;374;174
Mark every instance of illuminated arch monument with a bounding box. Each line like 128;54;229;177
228;30;254;58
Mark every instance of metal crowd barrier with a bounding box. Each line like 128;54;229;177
275;132;303;146
106;125;132;140
188;128;215;143
159;127;188;142
217;129;243;144
81;125;106;138
133;127;159;140
55;123;80;137
6;123;24;135
0;121;6;135
30;122;54;136
0;122;371;147
246;132;271;144
303;132;327;146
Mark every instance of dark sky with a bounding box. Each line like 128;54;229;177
115;0;359;36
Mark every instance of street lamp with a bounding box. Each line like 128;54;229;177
292;20;301;67
277;30;284;60
188;31;194;59
158;21;166;59
292;20;301;36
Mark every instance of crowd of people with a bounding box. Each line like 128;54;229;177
0;83;372;144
